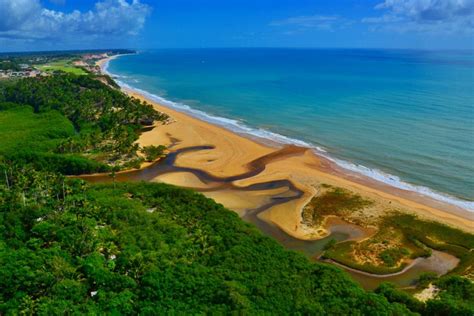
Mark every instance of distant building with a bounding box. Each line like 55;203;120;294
0;69;42;79
83;53;109;61
73;60;88;67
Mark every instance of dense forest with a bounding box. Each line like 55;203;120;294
0;74;167;174
0;72;472;314
1;163;472;314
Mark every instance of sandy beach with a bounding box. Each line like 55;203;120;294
98;56;474;237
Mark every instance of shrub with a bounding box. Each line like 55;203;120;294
141;145;166;162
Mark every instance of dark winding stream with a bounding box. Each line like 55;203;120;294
80;145;459;290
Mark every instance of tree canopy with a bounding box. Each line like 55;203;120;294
0;74;168;173
0;164;413;314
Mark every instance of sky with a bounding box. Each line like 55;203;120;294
0;0;473;52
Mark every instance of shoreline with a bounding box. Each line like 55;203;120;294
97;55;473;235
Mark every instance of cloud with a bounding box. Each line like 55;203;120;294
0;0;151;42
363;0;474;34
270;15;347;31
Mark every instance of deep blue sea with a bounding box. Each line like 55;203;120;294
107;49;474;210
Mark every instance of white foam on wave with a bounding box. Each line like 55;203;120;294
123;81;314;148
101;52;136;74
105;55;474;213
101;59;112;74
324;157;474;211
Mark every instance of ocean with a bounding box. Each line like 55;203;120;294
106;48;474;210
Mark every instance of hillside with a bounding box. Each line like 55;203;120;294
0;165;412;314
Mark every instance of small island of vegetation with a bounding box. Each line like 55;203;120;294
302;184;473;293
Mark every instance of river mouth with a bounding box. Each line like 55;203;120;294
78;145;460;290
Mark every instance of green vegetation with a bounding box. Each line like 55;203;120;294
141;145;166;162
375;283;425;314
304;185;473;277
324;213;474;276
376;276;474;315
387;213;474;276
0;163;413;315
325;241;413;275
302;185;373;226
416;272;438;289
37;60;87;75
323;238;337;251
379;247;410;267
383;274;474;315
425;275;474;315
0;60;22;71
0;73;168;174
0;105;74;154
0;105;109;174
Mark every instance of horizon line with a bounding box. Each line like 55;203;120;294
1;46;474;55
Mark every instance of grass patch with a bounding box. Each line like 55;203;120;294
324;241;411;274
0;105;109;174
302;186;373;226
324;212;474;276
386;213;474;276
37;60;87;75
0;105;74;154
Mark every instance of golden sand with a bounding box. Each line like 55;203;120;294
152;171;212;189
98;57;474;237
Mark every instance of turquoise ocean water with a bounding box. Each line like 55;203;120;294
106;49;474;210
